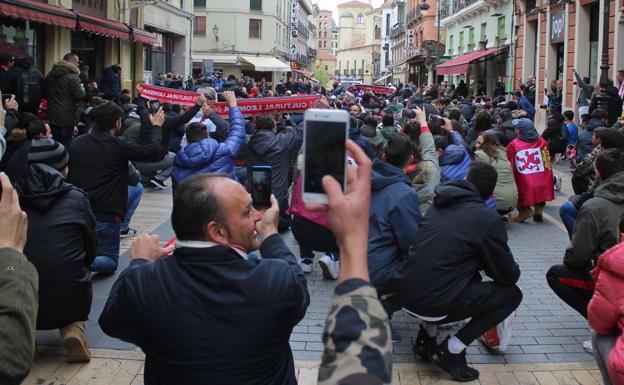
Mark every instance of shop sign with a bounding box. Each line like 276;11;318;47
550;10;565;44
72;0;107;18
153;32;163;50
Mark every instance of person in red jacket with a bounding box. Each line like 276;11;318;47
588;213;624;385
506;118;554;222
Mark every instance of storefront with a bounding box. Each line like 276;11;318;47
436;47;507;95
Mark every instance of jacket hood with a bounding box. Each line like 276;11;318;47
371;158;410;191
249;130;280;157
122;103;137;113
433;179;483;207
593;242;624;281
439;144;466;166
378;124;400;140
16;164;72;215
349;126;362;140
49;60;80;79
175;138;220;168
595;171;624;204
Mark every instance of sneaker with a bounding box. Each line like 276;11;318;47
60;323;91;363
318;254;339;280
149;177;167;189
120;227;138;238
583;339;593;353
300;258;313;273
430;336;479;382
412;325;437;361
554;175;562;192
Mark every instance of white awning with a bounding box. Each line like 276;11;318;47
373;73;392;84
192;53;238;64
240;55;291;72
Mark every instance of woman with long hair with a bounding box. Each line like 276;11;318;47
475;130;518;215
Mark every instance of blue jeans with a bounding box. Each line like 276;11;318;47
121;183;144;231
90;221;121;274
559;201;578;239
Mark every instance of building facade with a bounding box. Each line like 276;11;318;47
380;1;393;77
438;0;514;95
143;0;194;82
316;8;337;83
0;0;153;94
389;0;407;84
192;0;291;82
336;0;382;84
405;0;440;85
514;0;624;126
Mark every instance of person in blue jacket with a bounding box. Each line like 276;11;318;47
514;90;535;121
436;130;471;182
171;91;245;192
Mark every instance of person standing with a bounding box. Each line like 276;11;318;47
507;118;554;222
2;56;44;115
45;53;85;148
100;65;122;103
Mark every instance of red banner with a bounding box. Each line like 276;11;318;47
139;84;198;106
347;84;394;96
207;95;323;117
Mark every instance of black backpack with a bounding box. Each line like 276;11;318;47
17;69;42;106
560;121;570;143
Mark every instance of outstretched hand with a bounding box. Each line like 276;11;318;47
149;107;166;127
0;172;28;253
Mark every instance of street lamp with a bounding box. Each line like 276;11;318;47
212;25;219;42
419;0;440;83
594;0;611;111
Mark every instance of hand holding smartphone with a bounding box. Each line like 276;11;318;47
248;165;272;208
302;109;349;204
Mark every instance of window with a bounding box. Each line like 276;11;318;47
480;22;487;41
319;41;322;48
357;14;364;24
325;65;328;70
324;31;327;38
319;31;322;38
459;31;464;51
323;40;327;48
319;22;322;29
449;34;454;54
193;0;205;8
497;16;506;38
468;27;475;46
194;16;206;35
250;0;262;11
249;19;262;38
385;14;390;35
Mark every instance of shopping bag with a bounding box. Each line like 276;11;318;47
480;311;516;352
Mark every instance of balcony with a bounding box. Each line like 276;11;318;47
295;20;309;39
439;0;482;21
525;0;537;12
307;47;317;57
406;8;424;25
390;23;405;39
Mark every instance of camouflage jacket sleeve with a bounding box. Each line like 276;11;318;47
318;279;392;385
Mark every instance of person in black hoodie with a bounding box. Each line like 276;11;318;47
68;101;165;274
16;138;96;363
397;161;522;383
245;115;303;232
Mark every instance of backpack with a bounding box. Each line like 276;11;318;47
560;121;570;143
17;69;42;106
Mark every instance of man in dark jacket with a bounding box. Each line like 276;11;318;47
547;149;624;318
68;101;165;274
590;82;624;126
514;90;536;121
2;56;44;114
576;108;609;164
99;174;309;385
99;65;121;102
172;91;245;192
397;161;522;382
246;115;303;232
45;53;85;148
368;133;421;290
16;138;96;363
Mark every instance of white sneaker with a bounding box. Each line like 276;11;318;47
582;339;593;353
554;175;562;192
300;258;313;273
318;254;339;280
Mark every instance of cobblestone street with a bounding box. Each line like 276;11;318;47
26;165;601;384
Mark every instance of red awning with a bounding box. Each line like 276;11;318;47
0;0;76;29
74;10;130;41
436;48;505;75
131;27;157;45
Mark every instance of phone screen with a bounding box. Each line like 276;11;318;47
250;166;272;208
304;120;346;194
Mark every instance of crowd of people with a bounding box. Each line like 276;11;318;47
2;50;624;385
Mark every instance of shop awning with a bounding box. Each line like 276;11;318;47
373;73;392;85
131;27;157;45
436;48;505;75
240;55;291;72
74;10;130;41
0;0;76;29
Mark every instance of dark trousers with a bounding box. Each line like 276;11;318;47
432;282;523;346
546;264;594;318
50;125;74;149
291;215;338;257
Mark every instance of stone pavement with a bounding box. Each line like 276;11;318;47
28;163;603;384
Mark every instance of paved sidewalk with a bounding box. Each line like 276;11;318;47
28;164;602;384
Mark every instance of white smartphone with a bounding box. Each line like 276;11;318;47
302;108;349;204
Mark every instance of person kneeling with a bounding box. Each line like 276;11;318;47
397;161;522;382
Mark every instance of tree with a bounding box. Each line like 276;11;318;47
314;65;330;88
